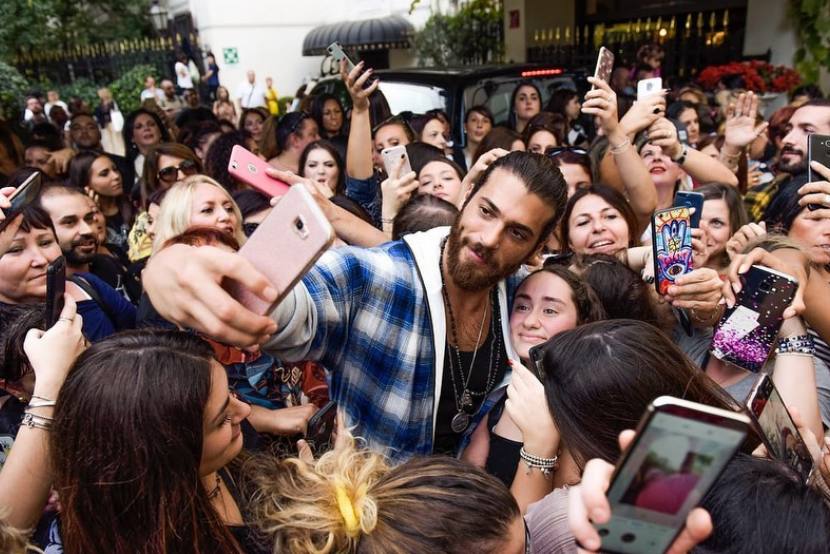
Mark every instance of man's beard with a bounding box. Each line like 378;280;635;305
778;147;807;175
63;236;98;266
445;222;524;291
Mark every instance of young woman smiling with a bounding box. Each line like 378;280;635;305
560;184;639;257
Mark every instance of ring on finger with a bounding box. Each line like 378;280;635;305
58;317;74;324
824;194;830;207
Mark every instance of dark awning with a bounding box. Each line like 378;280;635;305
302;15;414;56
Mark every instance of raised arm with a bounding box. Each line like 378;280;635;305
648;117;739;187
583;77;656;234
343;61;379;180
720;91;768;175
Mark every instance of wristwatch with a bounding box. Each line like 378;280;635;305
671;143;688;166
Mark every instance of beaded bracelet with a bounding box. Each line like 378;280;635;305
520;447;558;479
776;334;815;355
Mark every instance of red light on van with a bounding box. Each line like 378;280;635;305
520;68;564;77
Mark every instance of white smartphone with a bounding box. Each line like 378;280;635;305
637;77;663;101
594;396;749;553
224;184;335;315
327;41;356;72
381;145;412;177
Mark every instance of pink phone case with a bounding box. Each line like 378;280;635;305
224;184;335;315
228;144;290;197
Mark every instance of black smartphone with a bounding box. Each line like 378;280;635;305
527;343;547;380
746;374;814;482
710;265;798;372
594;396;749;554
674;191;704;228
0;172;42;232
807;134;830;210
305;400;337;455
44;256;66;329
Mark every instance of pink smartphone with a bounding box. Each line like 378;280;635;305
228;144;290;197
224;184;335;315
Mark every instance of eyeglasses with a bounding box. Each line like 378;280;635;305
242;222;260;237
158;159;199;182
546;146;588;158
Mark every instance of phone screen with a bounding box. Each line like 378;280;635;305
750;377;813;481
0;173;41;231
598;410;745;553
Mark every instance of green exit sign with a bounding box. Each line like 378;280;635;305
223;47;239;65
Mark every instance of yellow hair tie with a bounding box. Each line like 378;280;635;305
334;483;361;536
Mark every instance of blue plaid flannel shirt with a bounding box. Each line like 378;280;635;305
265;227;523;461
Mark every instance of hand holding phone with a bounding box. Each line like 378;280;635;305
652;207;694;295
228;145;290;197
224;184;335;315
0;173;42;233
674;191;704;228
381;145;412;177
592;47;614;89
637;77;663;101
590;396;748;553
711;265;798;372
45;256;66;329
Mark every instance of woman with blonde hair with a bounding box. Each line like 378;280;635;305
94;87;126;156
246;437;527;554
152;174;246;253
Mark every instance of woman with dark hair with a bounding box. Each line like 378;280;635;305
232;189;271;237
140;142;201;207
667;100;702;147
560;184;640;256
696;182;749;272
371;116;415;170
310;93;346;141
546;89;584;145
68;150;135;251
0;120;25;184
548;148;592;197
47;329;265;553
522;122;559;155
238;107;268;144
507;80;542;134
514;319;737;550
472;126;525;166
121;108;170;184
299;140;345;196
261;112;320;174
410;113;448;153
462;265;605;499
462;105;493;170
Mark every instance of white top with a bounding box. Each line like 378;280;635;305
236;81;267;108
175;62;194;89
140;88;165;102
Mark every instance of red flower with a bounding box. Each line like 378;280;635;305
697;61;800;93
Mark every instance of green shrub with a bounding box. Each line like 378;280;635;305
109;64;157;114
0;61;30;120
278;95;293;114
60;78;100;109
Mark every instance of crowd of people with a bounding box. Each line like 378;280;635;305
1;41;830;553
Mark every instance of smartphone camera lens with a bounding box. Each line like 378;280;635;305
295;218;304;231
230;161;238;169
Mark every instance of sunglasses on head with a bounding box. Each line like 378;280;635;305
158;159;199;182
546;146;588;158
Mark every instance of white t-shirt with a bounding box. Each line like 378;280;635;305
236;81;267;108
140;88;165;102
175;62;194;90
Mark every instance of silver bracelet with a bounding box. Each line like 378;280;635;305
22;412;53;430
609;139;631;155
520;447;558;479
27;398;57;409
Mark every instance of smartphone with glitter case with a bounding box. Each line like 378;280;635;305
651;207;693;295
710;265;798;372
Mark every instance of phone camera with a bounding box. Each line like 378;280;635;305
621;533;637;543
295;218;304;231
230;161;238;169
759;281;771;293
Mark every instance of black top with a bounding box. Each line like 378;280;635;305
433;324;508;455
220;467;270;554
484;397;522;488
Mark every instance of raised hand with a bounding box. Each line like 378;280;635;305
381;154;418;223
619;91;667;137
646;117;682;160
340;60;379;112
724;91;768;150
504;359;559;458
582;77;620;137
725;221;767;260
0;186;23;257
722;246;808;319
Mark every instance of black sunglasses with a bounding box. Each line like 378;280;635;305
546;146;588;158
158;159;199;182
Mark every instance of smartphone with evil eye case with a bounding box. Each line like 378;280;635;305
651;207;694;295
710;265;798;372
